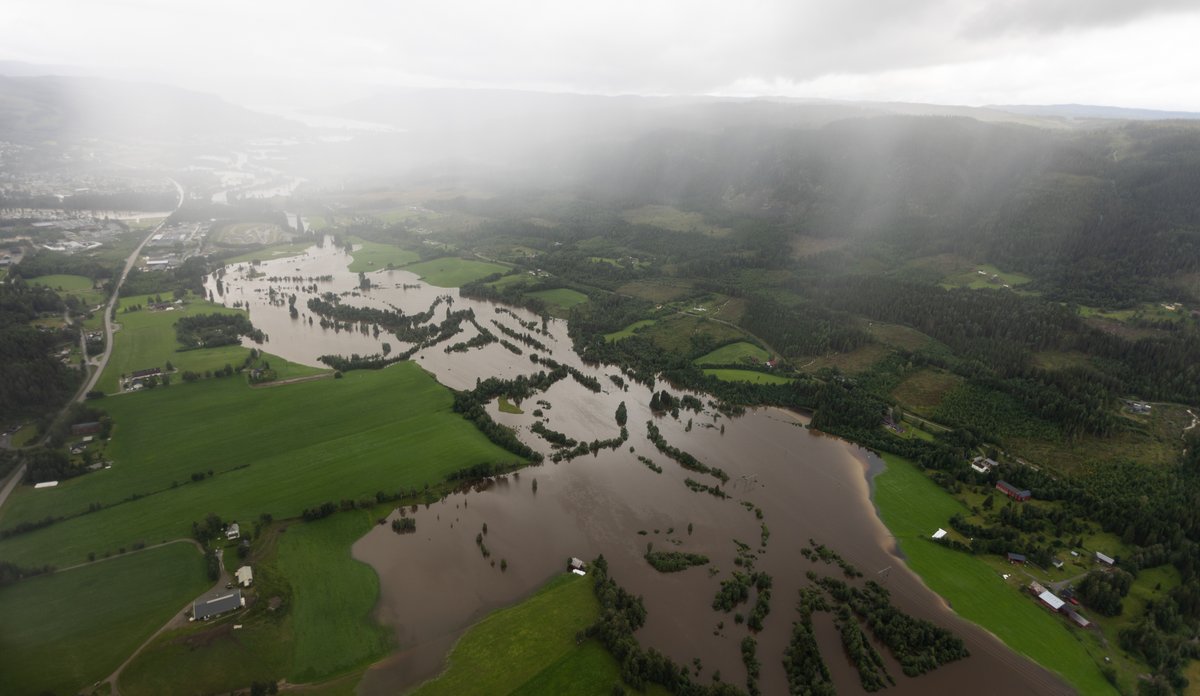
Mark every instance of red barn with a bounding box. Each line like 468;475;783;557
996;480;1031;502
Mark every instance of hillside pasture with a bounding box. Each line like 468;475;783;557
402;257;507;287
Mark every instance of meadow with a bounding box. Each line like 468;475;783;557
0;363;518;567
527;288;589;311
603;319;656;342
0;541;210;696
702;368;792;385
29;273;107;307
412;573;669;696
97;292;249;393
402;257;508;287
693;340;769;366
346;239;421;273
223;241;315;265
873;453;1117;695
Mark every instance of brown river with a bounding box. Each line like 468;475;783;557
211;241;1072;695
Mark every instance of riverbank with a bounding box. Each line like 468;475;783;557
871;452;1116;695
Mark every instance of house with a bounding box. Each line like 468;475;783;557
1038;590;1065;612
996;480;1032;502
569;557;586;572
1095;551;1115;566
71;422;102;436
226;523;240;540
1007;552;1027;565
235;566;253;587
1053;559;1065;570
1029;581;1047;596
970;456;999;474
193;590;243;620
931;528;948;540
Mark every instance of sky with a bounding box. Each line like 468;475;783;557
2;0;1199;112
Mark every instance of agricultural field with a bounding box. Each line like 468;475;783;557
615;279;694;303
0;363;517;567
0;541;210;696
1078;302;1192;325
346;239;421;273
796;343;891;374
402;257;508;287
223;241;315;265
940;263;1034;291
693;341;769;366
621;204;730;237
527;288;588;311
890;368;964;415
211;222;287;247
97;292;249;394
603;319;656;343
873;454;1118;695
28;273;107;307
640;314;747;356
865;321;946;354
702;368;792;385
412;573;668;696
488;273;534;290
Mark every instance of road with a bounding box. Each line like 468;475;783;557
0;179;183;515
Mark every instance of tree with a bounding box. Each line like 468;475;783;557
615;401;628;427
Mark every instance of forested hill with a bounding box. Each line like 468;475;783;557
580;117;1200;306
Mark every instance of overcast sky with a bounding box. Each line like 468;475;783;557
3;0;1199;111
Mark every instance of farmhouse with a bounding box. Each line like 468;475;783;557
1038;590;1065;612
1095;551;1115;566
995;480;1031;502
70;422;102;436
1006;552;1027;565
193;590;243;620
569;557;586;574
225;523;240;540
236;565;253;587
970;456;999;474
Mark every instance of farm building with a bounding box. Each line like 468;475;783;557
931;528;948;540
130;367;162;379
1029;581;1047;596
1006;552;1027;565
1095;551;1115;566
1038;590;1065;612
236;566;253;587
1064;609;1091;628
970;456;999;474
71;422;102;436
569;557;586;572
193;590;243;620
996;480;1031;502
225;523;240;540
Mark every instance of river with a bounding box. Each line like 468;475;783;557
211;241;1071;695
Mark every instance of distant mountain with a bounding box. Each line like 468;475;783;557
0;74;300;144
990;104;1200;121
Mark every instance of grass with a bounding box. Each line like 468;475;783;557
401;257;508;287
797;343;891;374
346;239;421;273
489;273;534;290
11;422;39;446
28;273;107;307
890;369;964;415
412;573;668;696
940;263;1034;291
693;341;769;366
0;363;518;567
873;453;1117;695
641;314;747;356
616;279;694;303
97;292;249;394
0;542;210;696
527;288;589;311
498;396;524;414
603;319;656;343
702;369;792;385
622;204;730;237
223;241;315;265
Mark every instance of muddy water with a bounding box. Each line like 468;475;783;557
215;242;1072;695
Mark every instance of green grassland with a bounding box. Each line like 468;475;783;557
402;257;508;287
890;369;964;415
98;292;249;393
489;273;534;290
223;241;315;265
211;222;286;247
693;341;769;366
120;510;392;694
0;363;518;567
29;273;107;306
603;319;657;343
940;263;1034;291
621;204;730;238
615;279;694;303
527;288;589;311
0;542;210;696
702;368;792;385
797;343;892;374
413;573;668;696
641;314;746;355
346;239;421;273
873;453;1117;695
1079;302;1190;325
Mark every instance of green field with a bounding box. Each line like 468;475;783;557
702;368;792;385
0;542;210;696
413;573;668;696
120;510;392;694
498;396;524;414
603;319;656;342
621;204;730;237
873;453;1116;695
346;239;421;273
29;273;107;306
940;263;1034;291
693;341;769;366
223;241;315;265
97;292;249;393
527;288;589;310
0;363;519;567
489;273;534;290
401;257;508;287
642;315;746;355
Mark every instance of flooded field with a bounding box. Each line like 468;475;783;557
213;241;1071;695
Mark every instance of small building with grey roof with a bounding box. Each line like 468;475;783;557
193;590;243;621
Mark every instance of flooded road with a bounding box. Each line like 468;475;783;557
214;242;1072;695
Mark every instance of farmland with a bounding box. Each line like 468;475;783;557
0;363;519;567
402;257;508;287
526;287;588;311
28;273;107;307
693;340;769;366
701;368;791;384
346;239;421;273
873;453;1116;695
603;319;656;342
0;541;210;696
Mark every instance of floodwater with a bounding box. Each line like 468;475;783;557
213;242;1072;695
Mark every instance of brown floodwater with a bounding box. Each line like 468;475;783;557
214;242;1073;695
